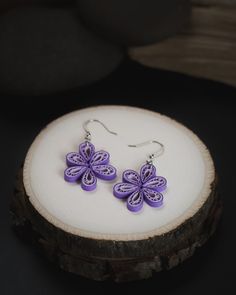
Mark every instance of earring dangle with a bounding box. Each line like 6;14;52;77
64;119;117;191
113;140;167;212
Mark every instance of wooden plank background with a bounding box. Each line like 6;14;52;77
130;0;236;87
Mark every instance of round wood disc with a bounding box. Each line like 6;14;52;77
12;105;221;281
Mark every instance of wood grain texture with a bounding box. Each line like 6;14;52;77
10;167;221;281
129;4;236;87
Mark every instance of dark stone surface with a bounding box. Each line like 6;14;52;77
77;0;191;46
0;7;124;95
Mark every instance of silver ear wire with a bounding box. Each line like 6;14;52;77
83;119;118;141
128;140;165;164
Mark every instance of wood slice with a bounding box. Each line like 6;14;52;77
129;2;236;87
11;106;221;281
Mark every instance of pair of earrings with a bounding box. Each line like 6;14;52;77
64;119;167;212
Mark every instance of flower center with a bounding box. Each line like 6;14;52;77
139;183;144;190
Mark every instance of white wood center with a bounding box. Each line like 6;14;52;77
23;106;214;240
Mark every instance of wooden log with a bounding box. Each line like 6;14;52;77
11;106;222;281
129;1;236;87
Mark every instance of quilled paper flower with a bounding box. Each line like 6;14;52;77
64;141;116;191
113;164;167;212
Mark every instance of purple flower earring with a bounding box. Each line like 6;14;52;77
64;119;117;191
113;140;167;212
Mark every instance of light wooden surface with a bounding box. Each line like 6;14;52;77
130;2;236;87
22;105;215;239
11;106;221;281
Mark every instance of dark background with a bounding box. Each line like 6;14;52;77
1;58;236;294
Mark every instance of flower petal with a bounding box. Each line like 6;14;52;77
66;152;88;167
90;150;109;166
113;183;138;199
64;166;87;182
79;141;95;161
127;190;144;212
92;164;116;180
143;188;163;207
140;164;156;184
81;168;97;191
143;176;167;192
122;170;140;185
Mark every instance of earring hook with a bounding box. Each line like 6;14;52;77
83;119;117;141
128;140;165;164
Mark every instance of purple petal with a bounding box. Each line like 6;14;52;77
113;183;138;199
92;164;116;180
140;164;156;184
143;188;163;208
143;176;167;192
81;168;97;191
79;141;95;161
90;150;109;166
66;152;88;167
64;166;87;182
122;170;140;185
127;190;144;212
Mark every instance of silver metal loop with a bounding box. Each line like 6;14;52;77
128;140;165;164
83;119;117;141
